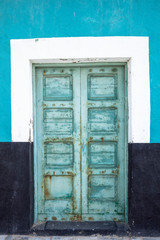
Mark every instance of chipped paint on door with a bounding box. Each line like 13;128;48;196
34;64;128;223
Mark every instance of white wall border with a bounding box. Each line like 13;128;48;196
11;37;150;143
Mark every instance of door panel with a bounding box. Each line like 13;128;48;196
81;66;125;221
35;67;81;221
88;74;117;100
35;64;127;223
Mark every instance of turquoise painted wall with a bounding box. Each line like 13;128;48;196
0;0;160;142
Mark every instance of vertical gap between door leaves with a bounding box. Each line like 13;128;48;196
80;67;82;217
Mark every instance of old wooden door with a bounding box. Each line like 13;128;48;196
34;64;127;223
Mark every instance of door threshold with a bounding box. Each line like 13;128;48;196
31;221;130;236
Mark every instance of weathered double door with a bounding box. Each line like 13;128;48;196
35;64;127;222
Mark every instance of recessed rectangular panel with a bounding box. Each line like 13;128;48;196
88;200;117;214
89;175;116;200
45;199;73;214
44;122;73;135
44;109;73;122
44;142;73;166
44;176;73;199
44;75;73;100
43;108;73;135
88;108;117;133
88;142;117;166
88;74;117;100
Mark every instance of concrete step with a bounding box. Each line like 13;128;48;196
1;236;160;240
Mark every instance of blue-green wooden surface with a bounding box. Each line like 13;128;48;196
34;64;127;222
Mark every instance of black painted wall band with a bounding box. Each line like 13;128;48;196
0;143;160;234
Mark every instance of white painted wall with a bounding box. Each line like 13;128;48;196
11;37;150;143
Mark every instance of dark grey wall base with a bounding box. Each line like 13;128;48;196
0;142;160;234
128;143;160;232
0;143;33;234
